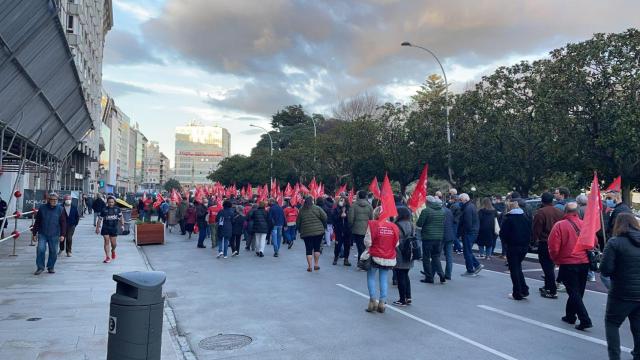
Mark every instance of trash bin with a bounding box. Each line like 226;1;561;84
119;209;132;235
107;271;166;360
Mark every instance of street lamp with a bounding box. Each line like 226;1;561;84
250;124;274;184
310;116;317;164
401;41;453;184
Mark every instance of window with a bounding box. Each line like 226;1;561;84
67;15;74;34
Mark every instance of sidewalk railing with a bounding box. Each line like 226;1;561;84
0;209;37;256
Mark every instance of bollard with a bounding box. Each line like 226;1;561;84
107;271;166;360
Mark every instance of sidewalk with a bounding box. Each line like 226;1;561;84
0;215;181;360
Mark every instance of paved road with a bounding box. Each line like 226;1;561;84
0;216;180;360
142;230;633;360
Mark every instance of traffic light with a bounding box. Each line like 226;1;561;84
99;180;104;188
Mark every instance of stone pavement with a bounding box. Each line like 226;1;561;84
0;216;182;360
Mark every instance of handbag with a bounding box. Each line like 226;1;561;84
566;219;600;271
357;249;372;271
494;217;500;236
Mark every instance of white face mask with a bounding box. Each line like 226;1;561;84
64;200;71;206
338;201;345;206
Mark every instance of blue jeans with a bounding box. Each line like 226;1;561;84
367;266;389;302
453;236;463;252
284;225;297;244
197;222;208;247
462;233;480;273
440;241;453;279
36;234;58;270
478;245;493;257
271;225;283;253
218;236;229;256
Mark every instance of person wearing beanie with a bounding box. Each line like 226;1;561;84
533;192;565;298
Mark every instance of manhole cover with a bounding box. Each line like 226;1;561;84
198;334;252;351
26;317;41;321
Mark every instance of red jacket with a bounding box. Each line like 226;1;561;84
207;205;222;224
368;220;399;260
548;213;588;265
284;207;298;224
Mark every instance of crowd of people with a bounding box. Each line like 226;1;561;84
28;185;640;359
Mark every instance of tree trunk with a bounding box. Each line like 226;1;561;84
623;183;632;205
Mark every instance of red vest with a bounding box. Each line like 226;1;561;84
368;220;399;260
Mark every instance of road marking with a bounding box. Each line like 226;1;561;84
521;268;543;272
477;305;631;353
336;283;518;360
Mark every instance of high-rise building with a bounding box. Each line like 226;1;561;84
135;125;148;191
143;141;161;191
58;0;113;194
174;122;230;186
159;153;170;186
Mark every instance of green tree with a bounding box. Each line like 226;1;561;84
270;105;312;129
163;178;182;192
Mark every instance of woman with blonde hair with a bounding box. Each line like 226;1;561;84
297;196;327;272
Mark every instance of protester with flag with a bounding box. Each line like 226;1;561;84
600;213;640;360
548;202;593;331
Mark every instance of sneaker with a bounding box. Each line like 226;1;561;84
575;322;593;331
439;275;446;284
259;252;264;257
539;288;558;299
479;254;485;259
274;252;279;257
232;251;238;257
223;255;228;259
508;293;524;301
557;283;567;292
111;251;116;260
66;252;72;257
58;250;64;255
473;264;484;274
333;257;338;265
47;268;55;274
288;242;293;249
343;259;351;267
217;252;223;258
34;269;44;275
561;316;576;325
103;257;111;263
392;300;407;307
461;272;478;277
588;273;596;282
406;298;412;304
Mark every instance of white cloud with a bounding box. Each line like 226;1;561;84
113;0;158;21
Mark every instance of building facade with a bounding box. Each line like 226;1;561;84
174;123;230;186
142;141;161;191
58;0;113;194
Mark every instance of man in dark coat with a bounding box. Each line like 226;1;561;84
32;192;67;275
92;194;105;226
459;193;483;276
606;190;632;238
533;192;564;298
59;194;80;257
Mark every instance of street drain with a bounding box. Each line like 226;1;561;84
26;317;41;321
198;334;252;351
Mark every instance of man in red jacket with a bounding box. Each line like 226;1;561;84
548;202;592;331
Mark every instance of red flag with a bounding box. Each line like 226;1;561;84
606;176;621;192
153;193;164;209
348;188;355;205
575;172;602;252
378;174;397;221
284;183;293;198
407;164;428;211
170;189;181;203
369;177;381;199
299;183;309;194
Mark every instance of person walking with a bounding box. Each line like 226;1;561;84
59;195;79;257
195;199;209;248
177;197;188;235
447;195;463;254
533;192;565;299
248;201;270;257
548;202;593;330
364;207;400;313
92;193;105;226
86;194;93;215
477;198;498;259
601;213;640;360
442;205;456;280
167;201;178;232
95;196;124;264
499;200;532;300
32;192;67;275
322;196;335;247
283;201;299;249
297;196;327;272
269;199;285;257
349;190;374;263
184;203;197;239
416;196;446;284
216;200;234;258
230;205;246;256
459;193;483;276
393;207;414;306
606;190;632;238
207;200;222;248
332;196;351;266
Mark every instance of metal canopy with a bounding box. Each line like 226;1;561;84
0;0;93;165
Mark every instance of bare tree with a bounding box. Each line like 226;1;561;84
332;92;381;121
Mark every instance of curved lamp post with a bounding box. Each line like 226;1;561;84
250;124;274;184
401;41;453;184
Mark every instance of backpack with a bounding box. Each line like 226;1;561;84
398;223;421;262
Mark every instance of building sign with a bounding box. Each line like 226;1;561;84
177;151;224;157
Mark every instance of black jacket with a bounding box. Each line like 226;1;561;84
249;208;270;233
608;203;632;236
232;213;245;235
601;229;640;301
459;202;479;236
332;205;350;235
499;210;532;249
92;197;105;213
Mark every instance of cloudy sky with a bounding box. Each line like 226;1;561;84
103;0;640;165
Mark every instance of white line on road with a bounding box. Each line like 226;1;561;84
521;268;543;272
336;283;518;360
477;305;631;354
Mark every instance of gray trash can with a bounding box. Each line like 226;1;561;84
119;209;132;236
107;271;166;360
